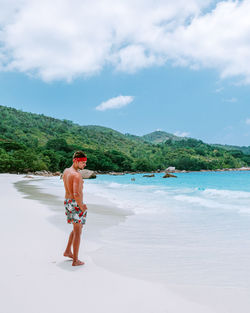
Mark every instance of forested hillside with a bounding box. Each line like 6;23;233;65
0;105;249;173
142;131;184;143
212;143;250;155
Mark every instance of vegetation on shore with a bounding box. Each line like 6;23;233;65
0;105;250;173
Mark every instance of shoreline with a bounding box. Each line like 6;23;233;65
2;166;250;178
14;176;132;242
99;166;250;175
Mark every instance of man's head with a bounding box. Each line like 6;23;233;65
73;151;87;170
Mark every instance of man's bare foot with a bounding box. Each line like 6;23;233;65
72;260;85;266
63;251;74;259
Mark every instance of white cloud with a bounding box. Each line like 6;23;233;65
174;131;189;137
96;95;134;111
246;118;250;125
164;1;250;84
0;0;250;83
215;87;224;93
223;97;238;103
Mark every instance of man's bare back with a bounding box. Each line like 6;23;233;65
63;167;84;208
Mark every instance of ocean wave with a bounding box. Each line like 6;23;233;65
105;181;160;191
202;188;250;199
174;193;250;214
83;177;250;216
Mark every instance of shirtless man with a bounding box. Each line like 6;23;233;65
63;151;88;266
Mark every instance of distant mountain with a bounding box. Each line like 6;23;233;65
142;131;186;144
142;131;250;155
212;143;250;155
124;133;148;143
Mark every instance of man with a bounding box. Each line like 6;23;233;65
63;151;88;266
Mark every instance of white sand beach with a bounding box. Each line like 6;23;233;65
1;174;249;313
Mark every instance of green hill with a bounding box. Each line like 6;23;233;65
212;143;250;155
0;105;249;173
142;131;185;143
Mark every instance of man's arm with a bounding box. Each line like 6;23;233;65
72;174;87;212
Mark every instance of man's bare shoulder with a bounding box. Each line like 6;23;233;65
63;168;70;179
73;171;82;181
63;168;78;179
63;168;82;180
66;169;81;179
63;168;69;174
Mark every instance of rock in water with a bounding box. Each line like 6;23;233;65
163;173;177;178
34;170;53;177
80;169;97;179
143;174;155;177
53;171;61;176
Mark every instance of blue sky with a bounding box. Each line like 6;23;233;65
0;0;250;146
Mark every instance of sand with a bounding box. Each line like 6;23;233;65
0;174;247;313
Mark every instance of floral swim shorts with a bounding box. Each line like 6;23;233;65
64;199;87;225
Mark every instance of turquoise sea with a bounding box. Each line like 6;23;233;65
84;171;250;288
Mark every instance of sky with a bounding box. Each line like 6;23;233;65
0;0;250;146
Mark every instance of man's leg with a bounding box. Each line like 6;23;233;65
63;230;74;258
72;223;84;266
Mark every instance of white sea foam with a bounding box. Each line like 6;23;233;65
203;188;250;199
173;188;250;214
86;178;250;216
34;175;250;216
